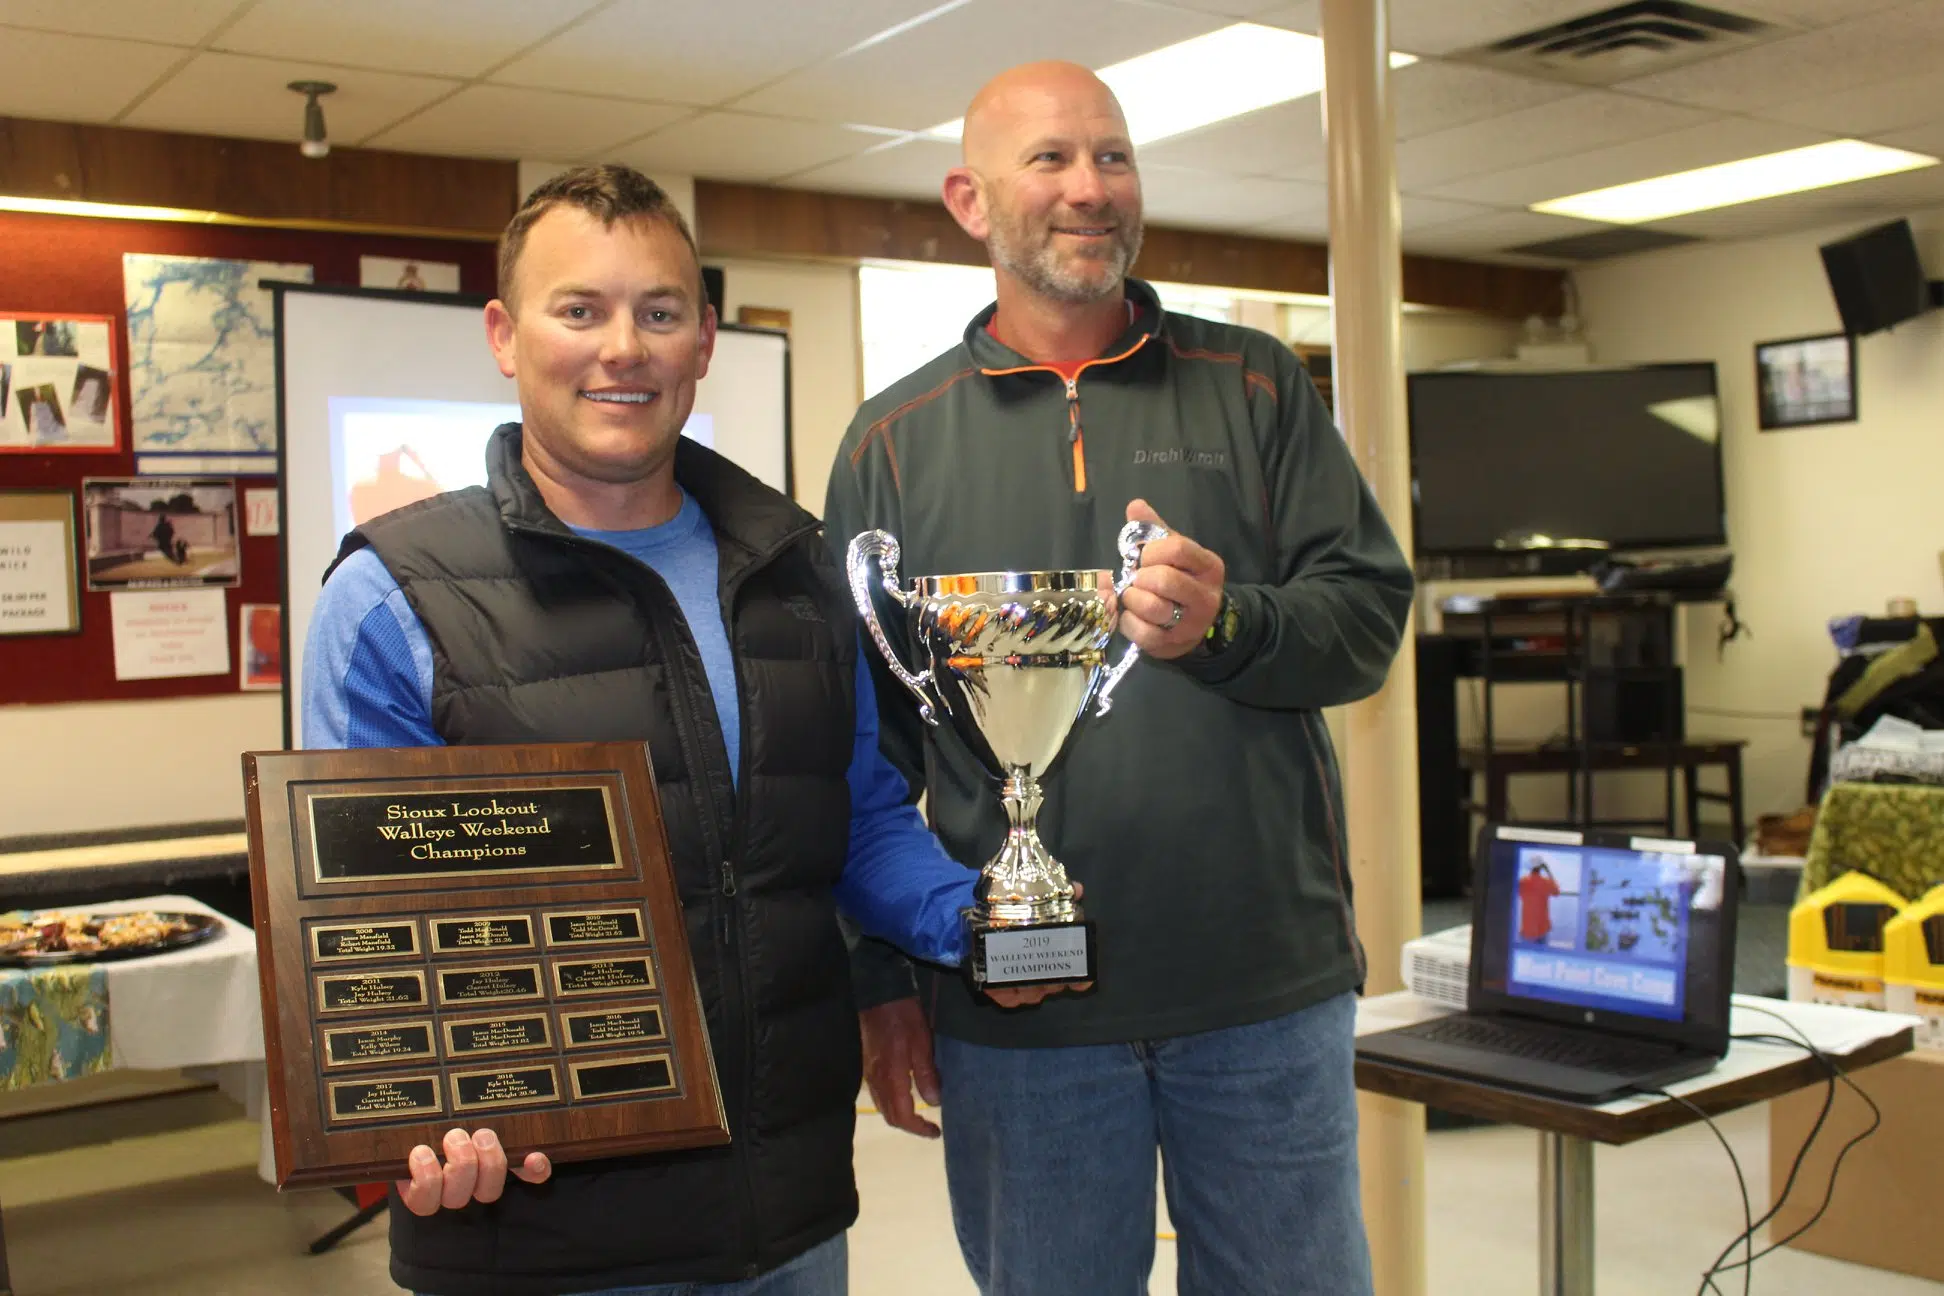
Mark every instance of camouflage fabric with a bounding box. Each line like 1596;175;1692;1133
1801;782;1944;903
0;963;110;1089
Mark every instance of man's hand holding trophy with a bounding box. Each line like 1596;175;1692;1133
846;515;1168;1006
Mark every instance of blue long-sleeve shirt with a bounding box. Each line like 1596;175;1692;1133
301;498;972;968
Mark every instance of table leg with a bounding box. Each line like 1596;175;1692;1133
1538;1131;1594;1296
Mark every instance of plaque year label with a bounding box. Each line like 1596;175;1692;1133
570;1053;678;1101
560;1005;667;1050
443;1013;553;1057
431;914;536;954
315;970;429;1014
438;963;545;1006
451;1064;560;1112
552;956;657;997
310;920;421;964
544;908;646;947
321;1020;437;1068
327;1074;443;1124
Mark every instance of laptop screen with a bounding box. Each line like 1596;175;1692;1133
1473;828;1735;1044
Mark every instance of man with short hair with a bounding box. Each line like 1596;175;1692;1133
303;164;978;1296
826;62;1414;1295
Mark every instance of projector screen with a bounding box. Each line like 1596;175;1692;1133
277;283;790;742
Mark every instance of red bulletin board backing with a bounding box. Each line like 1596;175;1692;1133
0;210;499;705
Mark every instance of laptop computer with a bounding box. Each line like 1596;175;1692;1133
1358;824;1740;1102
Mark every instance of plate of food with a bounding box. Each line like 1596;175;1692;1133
0;909;225;966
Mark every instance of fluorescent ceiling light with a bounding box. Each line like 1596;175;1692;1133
1531;140;1939;225
924;24;1414;146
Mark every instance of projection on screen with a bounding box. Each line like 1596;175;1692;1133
328;397;715;541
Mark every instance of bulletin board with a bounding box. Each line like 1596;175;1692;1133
0;209;497;705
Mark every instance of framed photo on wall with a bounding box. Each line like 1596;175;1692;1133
1755;333;1856;431
0;490;81;635
81;478;241;591
0;313;122;452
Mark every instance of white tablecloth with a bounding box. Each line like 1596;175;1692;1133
86;893;263;1070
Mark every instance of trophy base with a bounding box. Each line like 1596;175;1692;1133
965;911;1096;989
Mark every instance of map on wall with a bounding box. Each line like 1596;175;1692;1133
123;253;313;470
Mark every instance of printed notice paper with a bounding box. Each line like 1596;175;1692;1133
0;518;78;634
111;587;231;680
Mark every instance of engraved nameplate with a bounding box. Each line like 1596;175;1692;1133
543;908;646;947
552;956;657;998
451;1064;559;1112
560;1005;666;1050
437;963;545;1006
307;787;621;883
570;1053;678;1101
321;1020;437;1068
327;1075;443;1124
315;970;429;1014
310;920;421;964
430;914;536;955
975;923;1094;986
443;1013;553;1058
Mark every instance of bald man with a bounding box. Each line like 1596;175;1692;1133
825;62;1411;1295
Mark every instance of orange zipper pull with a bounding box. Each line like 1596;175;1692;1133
1065;377;1087;494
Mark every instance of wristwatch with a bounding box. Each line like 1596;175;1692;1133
1203;589;1241;654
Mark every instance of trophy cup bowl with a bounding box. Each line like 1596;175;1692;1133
846;523;1162;988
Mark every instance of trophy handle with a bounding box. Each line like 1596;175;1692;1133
845;530;940;726
1095;520;1170;716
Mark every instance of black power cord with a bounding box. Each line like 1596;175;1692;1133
1641;1003;1886;1295
1644;1086;1752;1296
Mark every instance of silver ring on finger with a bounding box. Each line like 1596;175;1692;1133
1168;601;1183;626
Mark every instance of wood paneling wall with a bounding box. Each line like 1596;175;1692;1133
0;117;516;238
696;180;1566;319
0;118;1564;316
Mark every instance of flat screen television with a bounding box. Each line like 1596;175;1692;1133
1408;364;1726;558
1819;218;1931;337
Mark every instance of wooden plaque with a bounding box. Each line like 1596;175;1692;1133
243;742;728;1189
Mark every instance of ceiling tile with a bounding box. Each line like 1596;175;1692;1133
1391;60;1578;141
1400;194;1503;230
1751;70;1944;138
214;0;606;79
1140;167;1327;230
1422;117;1829;208
1616;4;1944;113
493;0;953;111
0;28;183;124
121;51;459;146
783;136;958;200
1399;207;1614;258
732;0;1225;132
1149;0;1290;17
0;0;237;44
1713;0;1908;27
1244;208;1331;242
1393;91;1715;193
366;85;691;161
612;113;892;185
1138;97;1325;179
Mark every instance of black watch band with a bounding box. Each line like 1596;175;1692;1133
1203;589;1240;654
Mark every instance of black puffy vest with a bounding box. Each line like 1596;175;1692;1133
349;427;861;1295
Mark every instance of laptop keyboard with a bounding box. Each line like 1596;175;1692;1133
1411;1015;1682;1074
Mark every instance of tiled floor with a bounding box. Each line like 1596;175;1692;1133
3;1084;1936;1295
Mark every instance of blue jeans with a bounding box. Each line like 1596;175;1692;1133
934;993;1372;1296
428;1233;847;1296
